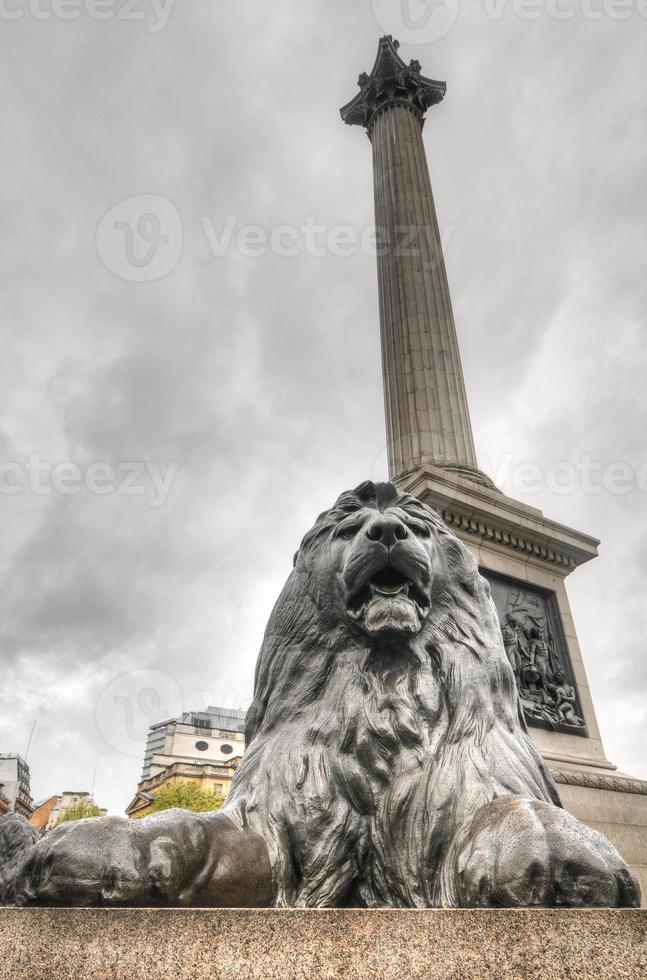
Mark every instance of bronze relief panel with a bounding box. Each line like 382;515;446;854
482;570;587;737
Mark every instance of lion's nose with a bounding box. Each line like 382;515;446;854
365;515;409;547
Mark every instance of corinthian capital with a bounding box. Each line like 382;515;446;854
340;36;446;132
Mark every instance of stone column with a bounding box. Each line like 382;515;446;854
341;36;480;484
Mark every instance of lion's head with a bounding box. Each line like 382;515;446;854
303;480;448;638
244;480;510;747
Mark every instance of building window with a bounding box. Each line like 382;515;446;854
220;744;233;755
195;741;209;752
192;717;211;730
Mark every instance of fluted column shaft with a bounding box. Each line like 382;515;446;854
370;103;477;480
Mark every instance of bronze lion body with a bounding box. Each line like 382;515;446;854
1;483;639;908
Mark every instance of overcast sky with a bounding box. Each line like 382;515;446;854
0;1;645;816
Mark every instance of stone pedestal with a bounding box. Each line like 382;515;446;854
555;773;647;905
1;908;645;979
398;464;606;769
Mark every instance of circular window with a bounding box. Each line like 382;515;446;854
195;741;209;752
220;743;234;755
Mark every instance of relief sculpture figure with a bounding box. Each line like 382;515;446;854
549;671;585;728
501;614;523;688
489;585;587;733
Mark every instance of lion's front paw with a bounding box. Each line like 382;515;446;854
16;810;219;907
16;817;148;907
456;798;640;908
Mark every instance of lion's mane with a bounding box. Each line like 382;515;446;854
0;815;40;906
223;482;560;907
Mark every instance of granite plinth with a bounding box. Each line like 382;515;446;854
0;909;645;979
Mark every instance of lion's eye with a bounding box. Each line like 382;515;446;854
334;523;362;541
407;520;431;538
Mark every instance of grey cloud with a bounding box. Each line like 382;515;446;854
0;3;645;813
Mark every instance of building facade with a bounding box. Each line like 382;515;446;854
126;706;246;818
28;796;59;833
0;755;33;817
29;792;107;834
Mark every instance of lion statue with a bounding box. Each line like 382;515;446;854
2;482;639;908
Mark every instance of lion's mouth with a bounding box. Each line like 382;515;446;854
347;565;429;625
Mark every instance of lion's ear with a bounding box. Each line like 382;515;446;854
353;481;377;504
352;480;399;510
374;482;399;508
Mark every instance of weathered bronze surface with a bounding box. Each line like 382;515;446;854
0;484;639;908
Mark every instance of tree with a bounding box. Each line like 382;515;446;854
135;781;225;818
54;799;103;828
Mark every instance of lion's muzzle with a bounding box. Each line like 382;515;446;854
342;512;434;636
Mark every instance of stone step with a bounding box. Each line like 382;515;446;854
1;908;646;979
